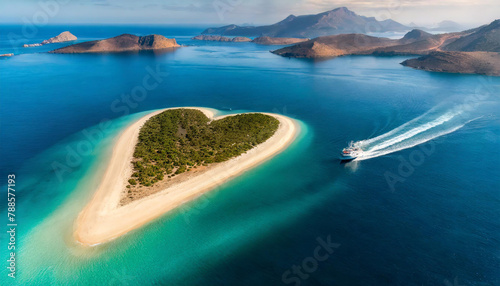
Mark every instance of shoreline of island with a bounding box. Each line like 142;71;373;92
74;107;299;246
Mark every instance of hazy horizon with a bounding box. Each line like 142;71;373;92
2;0;498;29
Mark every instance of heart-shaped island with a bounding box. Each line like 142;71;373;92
75;108;299;246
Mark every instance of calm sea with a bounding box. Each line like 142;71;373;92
0;25;499;286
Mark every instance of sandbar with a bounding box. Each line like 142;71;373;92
74;107;299;246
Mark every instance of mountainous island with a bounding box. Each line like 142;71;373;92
23;31;77;47
202;7;409;38
272;19;500;76
50;34;179;54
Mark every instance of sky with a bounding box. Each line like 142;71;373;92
1;0;498;27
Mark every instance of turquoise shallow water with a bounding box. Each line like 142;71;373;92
1;25;499;285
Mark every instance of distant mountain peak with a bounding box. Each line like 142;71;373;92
278;14;297;24
433;20;465;32
438;20;459;25
324;7;356;16
484;19;500;29
331;7;350;12
202;7;409;38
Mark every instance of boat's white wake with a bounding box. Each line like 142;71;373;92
353;105;478;161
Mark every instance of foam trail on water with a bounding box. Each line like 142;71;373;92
357;108;435;146
356;124;465;161
367;110;462;152
352;105;478;161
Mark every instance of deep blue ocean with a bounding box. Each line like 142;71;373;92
0;25;499;286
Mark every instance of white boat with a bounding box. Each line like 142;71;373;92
340;141;363;161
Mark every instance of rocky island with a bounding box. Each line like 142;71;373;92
74;108;298;245
273;33;398;58
272;19;500;76
24;31;77;47
402;51;500;76
400;19;500;75
251;36;309;45
271;28;474;58
50;34;179;54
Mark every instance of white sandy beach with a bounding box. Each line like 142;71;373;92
74;107;299;246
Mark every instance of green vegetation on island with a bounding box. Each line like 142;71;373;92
130;109;279;187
